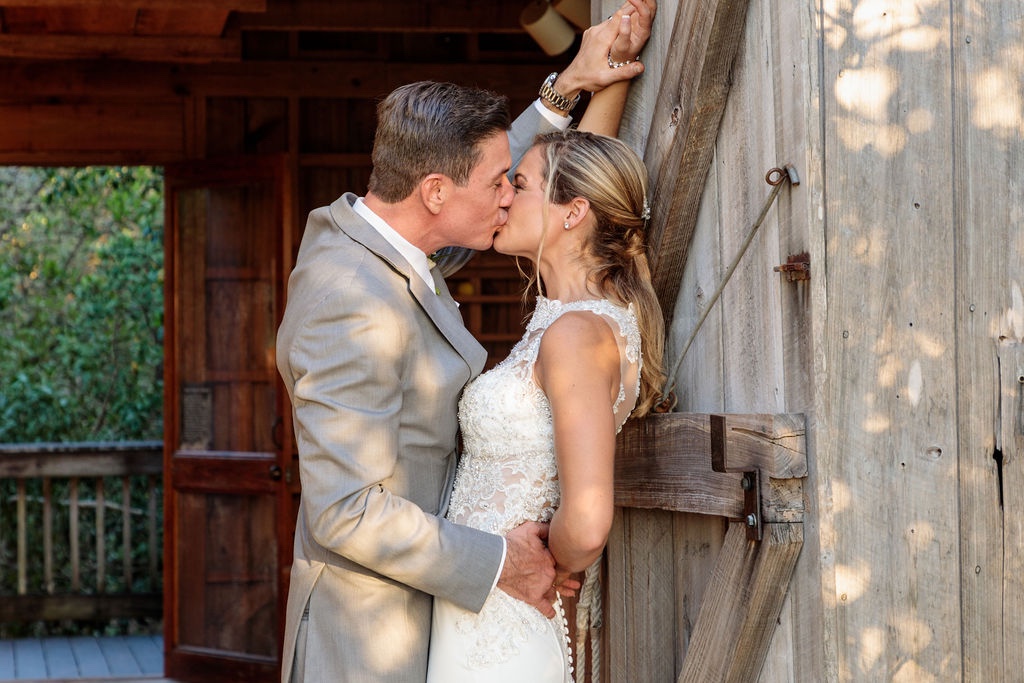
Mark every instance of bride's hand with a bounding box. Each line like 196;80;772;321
552;569;581;599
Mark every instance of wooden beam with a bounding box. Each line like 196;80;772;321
615;412;805;521
3;0;265;9
0;60;555;100
0;33;241;62
233;0;525;33
0;443;163;478
644;0;751;324
677;522;803;683
0;593;162;622
710;413;807;478
616;412;745;517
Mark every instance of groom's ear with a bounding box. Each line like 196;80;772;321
419;174;448;216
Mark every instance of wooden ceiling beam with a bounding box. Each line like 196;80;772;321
233;0;525;33
0;60;553;100
0;33;241;62
0;0;265;10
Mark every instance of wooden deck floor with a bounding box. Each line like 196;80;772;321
0;635;165;682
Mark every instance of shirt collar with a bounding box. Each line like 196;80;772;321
352;197;436;293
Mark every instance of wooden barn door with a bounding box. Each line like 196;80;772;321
163;156;294;682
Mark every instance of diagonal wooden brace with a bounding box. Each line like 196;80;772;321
613;411;808;682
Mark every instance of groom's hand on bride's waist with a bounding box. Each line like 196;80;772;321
498;521;558;618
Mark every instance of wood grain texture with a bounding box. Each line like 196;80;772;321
953;0;1024;679
821;0;962;679
643;0;752;324
676;522;802;683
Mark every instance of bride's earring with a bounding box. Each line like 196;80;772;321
563;220;570;230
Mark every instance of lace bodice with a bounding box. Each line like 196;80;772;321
447;296;642;536
435;296;642;678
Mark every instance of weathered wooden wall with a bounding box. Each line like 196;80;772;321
605;0;823;678
954;1;1024;680
608;0;1023;680
3;0;1020;678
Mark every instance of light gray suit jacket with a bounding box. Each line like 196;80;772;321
276;104;557;683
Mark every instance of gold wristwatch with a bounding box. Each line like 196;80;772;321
538;72;580;115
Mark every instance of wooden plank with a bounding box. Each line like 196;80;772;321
823;0;961;678
0;60;555;101
69;636;114;676
0;594;163;622
641;0;716;190
710;413;806;477
677;521;802;682
0;103;184;154
70;479;80;591
0;33;241;62
615;412;805;519
615;413;745;518
125;635;165;675
6;0;264;9
606;507;677;683
2;6;137;34
41;637;79;678
708;0;786;418
96;479;106;591
17;479;27;594
0;640;15;679
12;639;46;678
760;0;824;677
723;524;802;681
998;343;1024;678
171;451;278;494
671;512;726;675
96;636;144;676
643;0;752;325
675;522;755;682
234;0;524;32
42;479;53;592
134;8;231;37
954;0;1024;679
0;449;163;479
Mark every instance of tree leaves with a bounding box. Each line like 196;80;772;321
0;166;165;443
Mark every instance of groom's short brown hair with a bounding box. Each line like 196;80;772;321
367;81;511;203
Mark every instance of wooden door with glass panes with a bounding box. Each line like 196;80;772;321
163;156;295;682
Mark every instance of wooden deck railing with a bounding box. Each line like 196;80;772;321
0;441;163;623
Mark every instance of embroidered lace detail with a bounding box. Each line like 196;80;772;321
446;296;641;672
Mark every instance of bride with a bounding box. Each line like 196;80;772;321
427;6;664;679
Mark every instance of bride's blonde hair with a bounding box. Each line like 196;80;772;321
526;130;665;417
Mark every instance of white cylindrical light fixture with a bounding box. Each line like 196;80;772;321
551;0;591;29
520;0;576;56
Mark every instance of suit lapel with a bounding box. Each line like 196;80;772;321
426;267;487;376
330;194;487;377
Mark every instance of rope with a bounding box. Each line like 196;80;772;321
589;564;602;683
575;557;603;683
659;165;799;402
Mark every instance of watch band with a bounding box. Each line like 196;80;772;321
538;72;580;114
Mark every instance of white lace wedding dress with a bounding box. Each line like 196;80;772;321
427;296;641;683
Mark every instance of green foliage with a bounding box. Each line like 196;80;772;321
0;166;165;637
0;166;165;442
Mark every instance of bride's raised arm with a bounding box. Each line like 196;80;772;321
577;0;655;136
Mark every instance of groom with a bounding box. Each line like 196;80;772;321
275;7;652;682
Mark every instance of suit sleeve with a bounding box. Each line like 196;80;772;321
508;102;564;175
285;275;503;613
